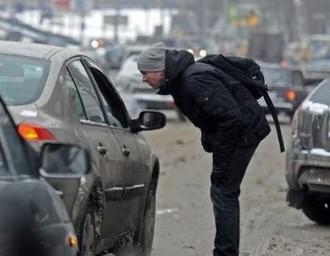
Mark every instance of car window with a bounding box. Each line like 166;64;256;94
0;55;48;106
63;68;87;120
85;59;129;128
0;100;31;177
310;81;330;105
68;60;106;124
97;91;123;128
263;68;290;87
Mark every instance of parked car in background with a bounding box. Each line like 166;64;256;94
304;59;330;85
121;44;149;66
303;34;330;85
116;54;186;121
0;40;166;256
286;79;330;225
83;47;110;71
105;43;125;69
258;63;311;119
0;94;90;256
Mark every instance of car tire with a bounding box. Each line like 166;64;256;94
78;207;97;256
138;186;156;256
302;197;330;225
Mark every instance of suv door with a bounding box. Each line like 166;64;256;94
65;59;127;236
84;59;149;231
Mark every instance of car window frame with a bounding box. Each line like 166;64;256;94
82;57;130;130
65;57;109;127
63;66;89;121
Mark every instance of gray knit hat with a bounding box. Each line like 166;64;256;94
137;42;166;72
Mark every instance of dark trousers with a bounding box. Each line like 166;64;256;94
211;143;258;256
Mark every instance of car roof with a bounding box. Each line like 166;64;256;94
0;40;80;59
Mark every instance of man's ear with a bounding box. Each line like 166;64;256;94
160;71;165;79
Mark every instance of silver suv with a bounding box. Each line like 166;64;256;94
286;79;330;225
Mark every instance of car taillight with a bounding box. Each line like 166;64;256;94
284;89;296;102
17;122;56;141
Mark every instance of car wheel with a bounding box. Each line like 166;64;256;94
139;187;156;256
302;197;330;225
79;208;96;256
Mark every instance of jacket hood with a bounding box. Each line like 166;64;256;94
158;49;194;95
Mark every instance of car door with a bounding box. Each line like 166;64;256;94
84;58;149;231
65;59;127;236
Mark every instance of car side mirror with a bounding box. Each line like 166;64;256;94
130;111;166;132
40;143;90;178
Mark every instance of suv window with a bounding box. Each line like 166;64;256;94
0;55;47;106
68;60;106;123
0;101;31;176
85;59;128;128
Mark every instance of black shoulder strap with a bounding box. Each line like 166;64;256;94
263;92;285;152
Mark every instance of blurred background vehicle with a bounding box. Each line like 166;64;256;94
286;79;330;225
258;62;312;120
83;46;110;71
303;34;330;85
116;54;186;121
104;43;125;69
123;45;149;58
0;94;91;256
0;40;166;256
248;32;285;63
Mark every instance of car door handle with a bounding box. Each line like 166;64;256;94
122;146;131;157
97;144;107;155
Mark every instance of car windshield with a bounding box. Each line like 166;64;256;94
262;68;290;87
0;55;48;105
309;81;330;105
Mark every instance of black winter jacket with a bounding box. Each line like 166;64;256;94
158;49;270;171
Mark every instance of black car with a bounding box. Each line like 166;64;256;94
0;95;91;256
258;63;311;119
286;79;330;225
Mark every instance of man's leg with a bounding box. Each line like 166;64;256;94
211;143;258;256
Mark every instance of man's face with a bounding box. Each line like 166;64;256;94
141;71;165;89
